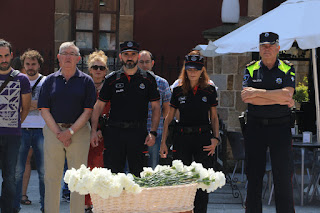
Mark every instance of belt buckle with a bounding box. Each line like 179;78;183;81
121;122;130;128
185;127;192;134
61;123;72;128
261;119;268;125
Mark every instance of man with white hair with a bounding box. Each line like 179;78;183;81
38;42;96;213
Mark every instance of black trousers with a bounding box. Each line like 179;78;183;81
173;132;213;213
245;118;295;213
103;126;147;177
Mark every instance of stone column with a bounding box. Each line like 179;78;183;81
55;0;71;56
120;0;134;42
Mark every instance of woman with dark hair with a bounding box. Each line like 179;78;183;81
160;51;219;213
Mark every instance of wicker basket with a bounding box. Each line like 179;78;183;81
91;183;198;213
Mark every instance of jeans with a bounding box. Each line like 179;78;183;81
61;159;70;196
148;135;161;169
0;135;21;213
14;129;45;211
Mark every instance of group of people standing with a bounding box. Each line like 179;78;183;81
0;31;296;213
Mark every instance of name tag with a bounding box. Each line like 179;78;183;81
116;89;124;93
252;79;262;82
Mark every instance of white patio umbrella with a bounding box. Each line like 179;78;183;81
201;0;320;142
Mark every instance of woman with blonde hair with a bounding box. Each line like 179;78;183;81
85;50;111;212
160;51;219;213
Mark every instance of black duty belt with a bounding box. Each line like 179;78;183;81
178;125;212;134
107;120;146;129
248;116;290;126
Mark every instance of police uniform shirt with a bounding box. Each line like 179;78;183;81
242;59;295;118
170;85;218;126
99;67;160;122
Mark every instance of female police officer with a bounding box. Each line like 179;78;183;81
160;51;219;213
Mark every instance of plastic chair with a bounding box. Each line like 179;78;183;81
267;147;313;205
227;131;246;182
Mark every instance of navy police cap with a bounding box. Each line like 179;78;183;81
120;41;140;53
259;32;279;45
185;55;204;70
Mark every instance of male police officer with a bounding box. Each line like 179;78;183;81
241;32;295;213
91;41;160;177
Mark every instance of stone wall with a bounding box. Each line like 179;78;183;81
206;53;310;132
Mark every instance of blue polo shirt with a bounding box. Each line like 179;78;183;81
38;68;96;123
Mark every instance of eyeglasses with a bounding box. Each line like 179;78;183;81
91;65;107;71
138;60;151;64
60;52;79;56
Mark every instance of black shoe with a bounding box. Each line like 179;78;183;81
85;207;93;213
61;194;70;203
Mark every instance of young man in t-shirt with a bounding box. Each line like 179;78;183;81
14;50;46;213
0;39;31;212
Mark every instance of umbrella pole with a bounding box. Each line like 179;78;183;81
312;48;320;142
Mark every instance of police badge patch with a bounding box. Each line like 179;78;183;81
202;96;207;102
291;76;295;82
127;41;133;47
275;78;282;84
139;83;145;89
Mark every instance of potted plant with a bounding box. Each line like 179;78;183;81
293;77;309;109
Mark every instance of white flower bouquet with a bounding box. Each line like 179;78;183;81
64;160;225;213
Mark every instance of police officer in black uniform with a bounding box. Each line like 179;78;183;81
160;52;219;213
241;32;295;213
90;41;160;177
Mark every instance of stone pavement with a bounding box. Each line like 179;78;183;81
1;171;319;212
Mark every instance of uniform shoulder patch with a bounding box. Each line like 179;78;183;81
246;60;256;67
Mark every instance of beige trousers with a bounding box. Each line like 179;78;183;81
43;122;90;213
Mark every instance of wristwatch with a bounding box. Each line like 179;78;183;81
150;131;158;137
68;128;75;135
212;136;220;142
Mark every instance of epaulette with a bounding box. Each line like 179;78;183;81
105;71;116;80
139;69;148;78
283;60;293;66
246;60;256;67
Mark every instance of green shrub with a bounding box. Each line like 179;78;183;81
293;77;309;103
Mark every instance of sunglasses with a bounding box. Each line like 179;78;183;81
91;65;107;71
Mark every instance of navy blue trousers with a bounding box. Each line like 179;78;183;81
245;117;295;213
173;132;213;213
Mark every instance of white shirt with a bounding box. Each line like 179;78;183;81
22;74;46;128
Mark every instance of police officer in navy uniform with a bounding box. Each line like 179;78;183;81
90;41;161;177
160;51;219;213
241;32;295;213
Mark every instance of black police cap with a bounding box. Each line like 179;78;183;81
120;41;140;53
185;55;204;70
259;32;279;45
